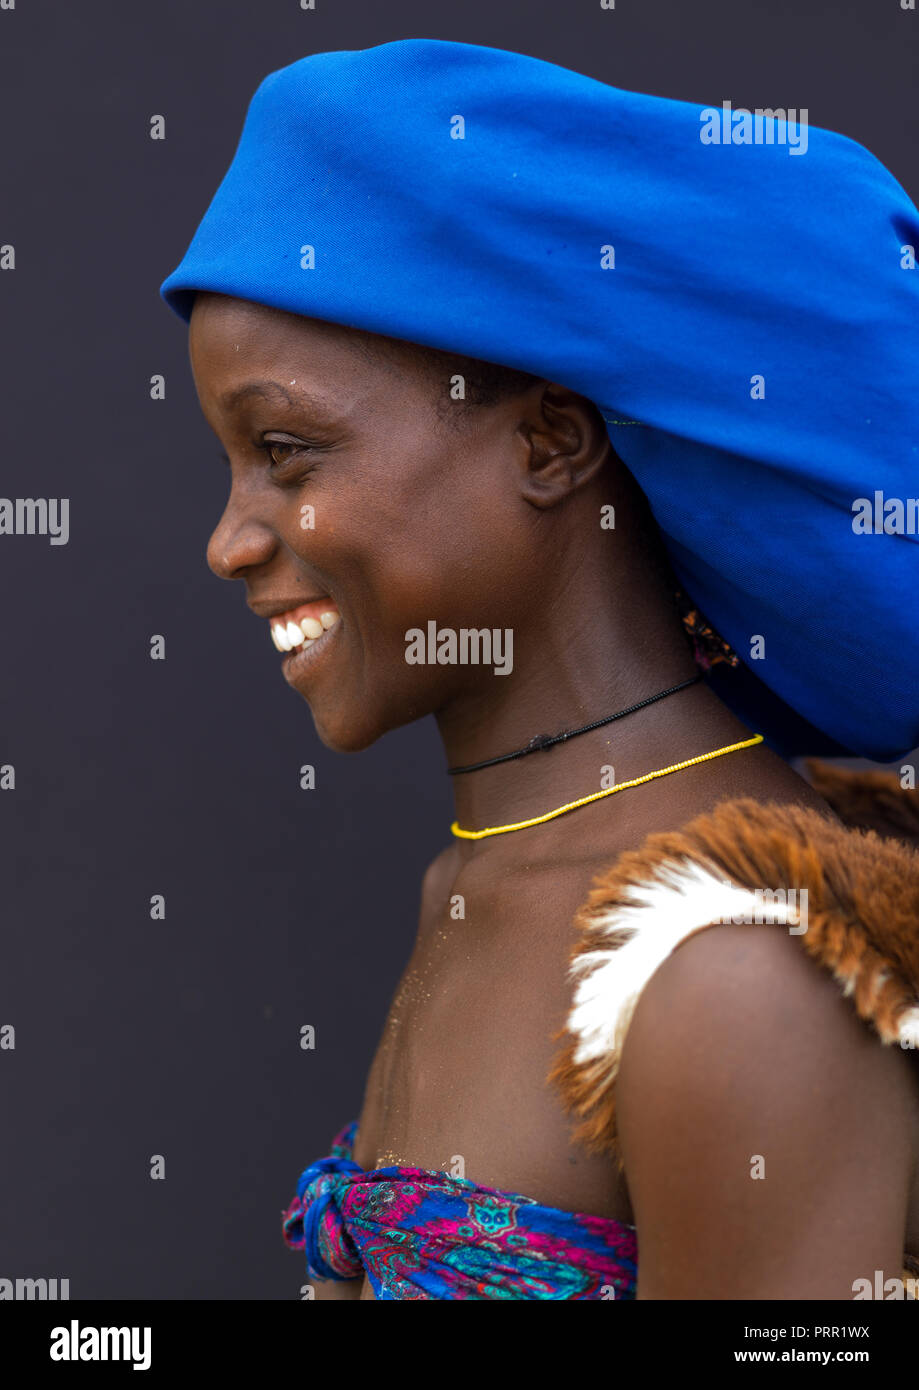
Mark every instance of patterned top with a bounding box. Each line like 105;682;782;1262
282;1122;638;1300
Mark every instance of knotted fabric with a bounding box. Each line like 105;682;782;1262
282;1122;637;1300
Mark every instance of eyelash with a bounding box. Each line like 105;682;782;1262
216;441;319;479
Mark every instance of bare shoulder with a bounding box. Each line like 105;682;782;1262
616;922;919;1297
619;921;916;1105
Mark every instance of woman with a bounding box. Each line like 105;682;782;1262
160;39;919;1299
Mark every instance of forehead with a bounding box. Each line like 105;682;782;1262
190;293;427;387
189;293;348;367
187;294;441;428
189;294;371;414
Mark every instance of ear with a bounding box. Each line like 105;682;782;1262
516;383;611;509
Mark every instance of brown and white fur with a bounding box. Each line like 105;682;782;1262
549;762;919;1285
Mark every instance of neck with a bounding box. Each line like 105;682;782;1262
435;545;751;850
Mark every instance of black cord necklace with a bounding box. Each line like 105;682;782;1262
446;673;703;776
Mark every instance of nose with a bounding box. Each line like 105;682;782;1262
206;495;278;581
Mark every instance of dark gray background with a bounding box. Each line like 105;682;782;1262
1;0;916;1300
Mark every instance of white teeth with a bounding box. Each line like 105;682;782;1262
270;606;340;655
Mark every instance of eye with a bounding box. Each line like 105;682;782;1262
259;436;325;482
215;440;321;478
263;439;306;469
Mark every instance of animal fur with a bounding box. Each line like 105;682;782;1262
802;758;919;847
548;763;919;1282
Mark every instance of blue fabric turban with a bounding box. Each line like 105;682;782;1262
160;38;919;763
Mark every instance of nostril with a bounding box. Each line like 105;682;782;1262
208;508;280;580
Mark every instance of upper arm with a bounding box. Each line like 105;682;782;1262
616;923;916;1299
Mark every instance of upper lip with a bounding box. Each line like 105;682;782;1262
247;596;331;621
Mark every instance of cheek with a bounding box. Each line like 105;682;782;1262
281;438;533;653
357;487;516;627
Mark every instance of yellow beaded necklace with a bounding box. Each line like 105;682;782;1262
450;733;764;839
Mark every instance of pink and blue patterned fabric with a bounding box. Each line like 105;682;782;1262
282;1121;637;1300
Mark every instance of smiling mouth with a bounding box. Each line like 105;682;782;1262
268;599;341;654
267;598;342;684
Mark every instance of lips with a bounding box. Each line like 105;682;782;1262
269;599;341;653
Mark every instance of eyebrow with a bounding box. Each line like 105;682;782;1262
218;379;331;414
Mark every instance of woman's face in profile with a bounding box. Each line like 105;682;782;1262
188;292;541;751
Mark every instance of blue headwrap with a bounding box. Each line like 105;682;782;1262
160;38;919;762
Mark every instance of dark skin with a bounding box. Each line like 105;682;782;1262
189;291;919;1300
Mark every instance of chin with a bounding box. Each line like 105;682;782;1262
308;689;432;755
308;706;386;755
